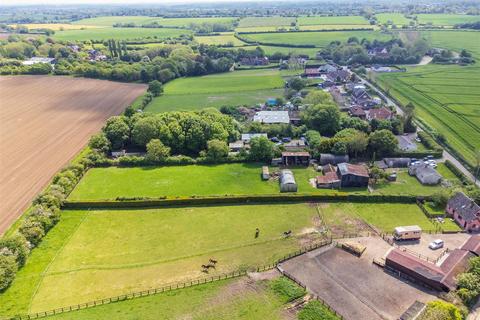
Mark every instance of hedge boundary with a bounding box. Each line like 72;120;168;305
444;160;473;186
64;193;421;210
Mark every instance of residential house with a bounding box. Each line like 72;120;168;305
337;163;369;188
446;192;480;232
351;87;371;104
319;154;349;166
349;105;366;119
240;57;269;66
228;140;245;152
461;236;480;256
329;86;347;108
326;69;350;83
366;107;393;121
253;111;290;124
288;110;301;125
304;63;338;78
304;67;322;78
408;162;442;185
281;152;311;166
280;170;297;192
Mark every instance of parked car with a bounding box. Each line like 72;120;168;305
429;239;444;250
282;137;292;143
427;155;434;160
270;137;280;143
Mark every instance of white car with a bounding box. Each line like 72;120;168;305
429;239;444;250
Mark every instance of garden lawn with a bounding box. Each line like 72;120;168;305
144;69;284;112
371;170;443;196
240;31;391;47
52;27;190;41
2;204;318;313
297;15;368;26
42;276;300;320
377;30;480;169
321;203;437;233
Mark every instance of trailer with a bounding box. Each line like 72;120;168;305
393;225;422;241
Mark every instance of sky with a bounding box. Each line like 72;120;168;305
2;0;254;5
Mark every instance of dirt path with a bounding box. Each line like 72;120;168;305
0;75;146;235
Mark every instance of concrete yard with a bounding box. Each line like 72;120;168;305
279;236;437;320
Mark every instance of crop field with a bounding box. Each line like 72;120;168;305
297;15;368;25
0;204;318;314
237;16;296;28
195;33;247;46
0;76;146;235
240;31;391;47
299;24;374;31
9;23;102;30
52;27;190;41
377;31;480;167
144;69;284;112
44;276;303;320
375;13;412;26
416;14;480;26
259;45;321;58
73;16;236;28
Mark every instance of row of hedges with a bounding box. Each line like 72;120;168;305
236;28;373;35
394;149;443;159
64;193;420;209
444;160;473;186
0;154;90;292
417;131;443;152
234;34;316;48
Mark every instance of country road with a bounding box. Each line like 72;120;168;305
357;74;480;188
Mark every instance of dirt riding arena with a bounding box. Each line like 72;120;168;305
0;75;146;234
279;237;437;320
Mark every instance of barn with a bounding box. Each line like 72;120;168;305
337;163;369;188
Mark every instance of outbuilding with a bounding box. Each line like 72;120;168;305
280;170;297;192
261;166;270;180
409;163;442;185
337;163;369;188
319;153;349;166
282;152;311;166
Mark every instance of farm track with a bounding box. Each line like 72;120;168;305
0;75;146;235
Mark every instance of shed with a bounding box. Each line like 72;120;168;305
337;163;369;188
282;152;310;166
261;166;270;180
316;172;341;189
241;133;268;142
253;111;290;124
283;139;306;151
409;163;442;185
280;170;297;192
319;153;349;165
383;158;411;168
228;140;244;152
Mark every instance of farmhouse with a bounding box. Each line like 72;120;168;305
409;163;442;185
281;152;310;166
366;107;393;121
319;153;349;165
280;170;297;192
253;111;290;124
337;163;369;188
446;192;480;232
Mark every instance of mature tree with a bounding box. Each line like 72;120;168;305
103;116;130;150
88;133;111;153
0;235;29;267
331;140;347;155
0;255;18;291
340;115;369;132
249;136;275;162
431;189;452;208
335;128;368;157
419;301;462;320
369;165;387;186
303;91;332;105
206;139;229;162
131;116;160;147
148;80;163;97
146;139;170;163
368;129;398;156
288;77;306;91
305;130;322;149
302;104;340;136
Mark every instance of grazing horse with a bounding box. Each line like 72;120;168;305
209;258;218;264
283;230;292;237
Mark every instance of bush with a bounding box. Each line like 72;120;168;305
270;277;306;303
0;255;18;292
444;160;472;186
419;300;462;320
19;220;45;246
417;131;442;152
88;133;111;153
118;155;148;167
0;235;29;267
298;300;340;320
146;139;170;163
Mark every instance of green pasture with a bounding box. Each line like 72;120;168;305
259;45;320;58
144;69;284;112
240;31;391;47
72;16;236;28
52;27;189;41
299;24;374;31
237;16;296;28
371;169;444;196
43;276;303;320
376;13;412;26
416;14;480;26
195;33;247;46
297;15;368;26
0;204;318;314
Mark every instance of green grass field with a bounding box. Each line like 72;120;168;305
416;14;480;26
297;15;368;26
371;170;444;195
0;204;319;315
259;45;321;58
237;16;296;28
377;31;480;168
376;13;412;26
144;69;284;112
52;27;190;41
73;16;236;28
299;24;374;31
43;276;304;320
240;31;391;47
195;33;247;46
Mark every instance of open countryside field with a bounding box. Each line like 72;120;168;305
416;14;480;26
259;45;320;58
240;30;391;47
44;276;305;320
0;76;146;235
377;30;480;168
375;13;412;26
73;16;236;27
52;27;190;41
237;16;296;28
195;33;247;46
144;69;284;112
9;23;103;30
0;204;319;314
297;15;368;25
68;164;443;200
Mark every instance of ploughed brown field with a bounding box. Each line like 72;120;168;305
0;75;146;234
